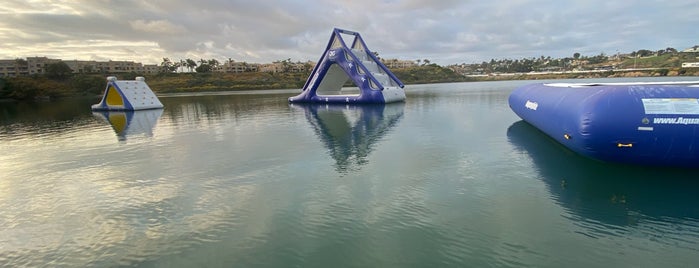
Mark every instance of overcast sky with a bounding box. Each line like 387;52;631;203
1;0;697;65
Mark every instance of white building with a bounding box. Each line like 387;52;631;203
0;57;160;77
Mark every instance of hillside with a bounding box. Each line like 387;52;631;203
146;72;311;93
1;55;698;101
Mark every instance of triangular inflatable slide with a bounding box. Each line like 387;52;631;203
288;28;406;104
91;76;163;111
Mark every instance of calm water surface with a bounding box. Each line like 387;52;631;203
2;78;699;267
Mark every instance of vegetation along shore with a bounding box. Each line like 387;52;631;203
1;48;698;101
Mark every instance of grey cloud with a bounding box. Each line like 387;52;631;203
1;0;697;65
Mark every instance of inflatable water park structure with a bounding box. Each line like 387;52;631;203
288;28;406;104
91;76;163;111
509;81;699;168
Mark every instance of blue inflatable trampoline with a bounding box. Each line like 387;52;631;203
508;81;699;168
288;28;405;104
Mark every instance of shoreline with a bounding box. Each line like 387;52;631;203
1;66;698;102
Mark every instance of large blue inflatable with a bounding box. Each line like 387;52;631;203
508;81;699;168
288;28;405;104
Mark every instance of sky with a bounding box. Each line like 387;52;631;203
1;0;697;66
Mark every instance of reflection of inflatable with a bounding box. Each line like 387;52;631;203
92;76;163;111
93;109;163;141
293;103;404;172
508;81;699;167
507;120;699;226
288;28;405;104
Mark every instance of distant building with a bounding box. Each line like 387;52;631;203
0;57;60;77
215;61;260;73
142;64;159;74
0;57;159;77
682;62;699;68
92;60;146;73
681;47;699;53
259;61;313;73
26;57;60;75
448;63;488;76
381;59;416;69
0;59;27;77
1;56;312;76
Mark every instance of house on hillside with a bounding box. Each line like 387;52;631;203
681;46;699;53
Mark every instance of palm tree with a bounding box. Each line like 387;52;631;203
179;59;186;72
208;59;220;71
186;59;197;72
160;58;176;73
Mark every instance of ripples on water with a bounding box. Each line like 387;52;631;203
2;79;699;267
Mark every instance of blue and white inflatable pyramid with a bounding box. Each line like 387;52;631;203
288;28;406;104
91;76;163;111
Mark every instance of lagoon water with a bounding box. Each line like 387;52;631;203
2;78;699;267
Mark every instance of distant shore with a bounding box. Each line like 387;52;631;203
1;65;698;101
464;67;699;82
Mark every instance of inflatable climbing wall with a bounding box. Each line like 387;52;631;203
92;76;163;111
288;28;406;104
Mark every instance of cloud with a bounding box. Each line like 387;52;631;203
1;0;697;65
130;20;187;35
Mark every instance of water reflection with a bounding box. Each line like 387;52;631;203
507;120;699;226
292;103;405;172
159;93;292;124
93;109;163;141
0;98;98;137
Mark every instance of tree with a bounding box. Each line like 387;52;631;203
160;58;177;73
633;49;653;57
195;58;212;73
186;59;197;72
70;74;104;95
584;53;608;64
45;61;73;80
573;52;581;59
279;58;291;72
15;58;28;66
179;59;186;72
208;59;220;71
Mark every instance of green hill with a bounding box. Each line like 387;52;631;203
1;54;698;101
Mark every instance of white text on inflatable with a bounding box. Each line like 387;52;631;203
653;117;699;125
525;100;538;110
